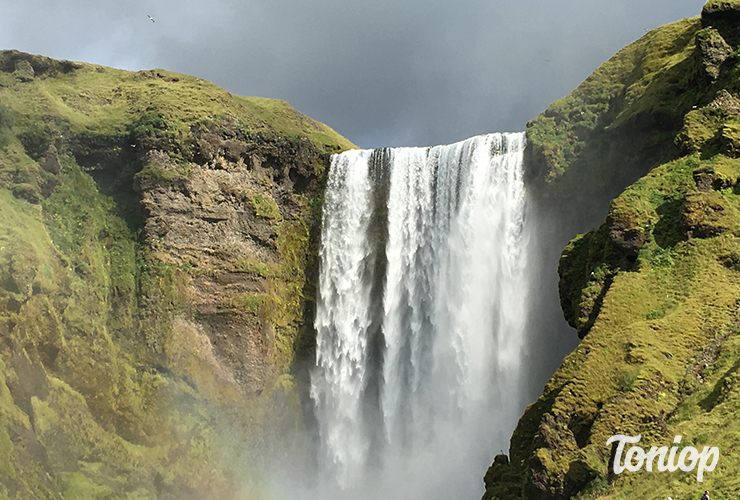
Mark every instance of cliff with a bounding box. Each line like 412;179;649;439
0;50;353;499
484;2;740;499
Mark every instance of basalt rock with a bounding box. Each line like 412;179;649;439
0;50;354;499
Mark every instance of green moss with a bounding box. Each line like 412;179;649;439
526;16;713;205
0;90;249;500
617;366;642;392
558;228;616;336
511;161;740;498
57;472;114;500
0;51;355;154
0;426;15;481
228;256;280;278
721;119;740;156
41;158;138;336
248;192;282;220
0;49;350;499
134;161;179;185
677;107;727;156
232;293;268;314
268;219;311;368
703;0;740;14
0;104;12;149
501;80;740;496
139;261;191;353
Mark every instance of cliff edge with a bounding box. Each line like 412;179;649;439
0;50;353;499
485;2;740;499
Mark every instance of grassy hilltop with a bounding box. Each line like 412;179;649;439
0;50;352;499
485;2;740;499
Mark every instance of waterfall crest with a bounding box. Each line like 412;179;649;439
311;132;529;499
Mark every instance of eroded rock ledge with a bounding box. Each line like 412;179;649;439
0;50;353;498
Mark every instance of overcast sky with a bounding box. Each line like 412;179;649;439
1;0;704;148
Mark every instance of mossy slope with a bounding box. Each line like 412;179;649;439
0;50;353;499
485;3;740;499
525;10;740;221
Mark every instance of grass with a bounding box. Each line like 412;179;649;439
518;154;740;498
502;156;740;497
0;49;349;499
248;192;282;220
578;156;740;498
0;50;355;154
486;6;740;498
229;256;281;278
232;293;268;314
526;16;705;201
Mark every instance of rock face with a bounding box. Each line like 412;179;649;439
485;3;740;499
702;0;740;46
0;50;354;499
695;27;733;81
133;121;331;394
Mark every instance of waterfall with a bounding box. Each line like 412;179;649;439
311;132;529;499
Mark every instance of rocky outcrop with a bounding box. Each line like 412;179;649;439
0;50;82;80
702;0;740;46
695;27;733;81
0;51;353;499
485;3;740;499
131;119;331;393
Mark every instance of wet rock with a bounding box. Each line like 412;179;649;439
693;165;717;192
707;89;740;115
606;213;646;263
195;206;233;223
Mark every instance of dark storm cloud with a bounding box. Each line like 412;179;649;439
1;0;704;147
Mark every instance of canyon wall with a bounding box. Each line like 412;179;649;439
0;50;353;499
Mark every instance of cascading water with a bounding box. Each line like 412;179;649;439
311;132;529;499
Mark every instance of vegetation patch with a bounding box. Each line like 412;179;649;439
248;192;282;220
232;293;268;314
229;256;280;278
487;5;740;499
0;48;355;499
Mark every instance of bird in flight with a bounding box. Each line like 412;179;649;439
148;14;155;23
